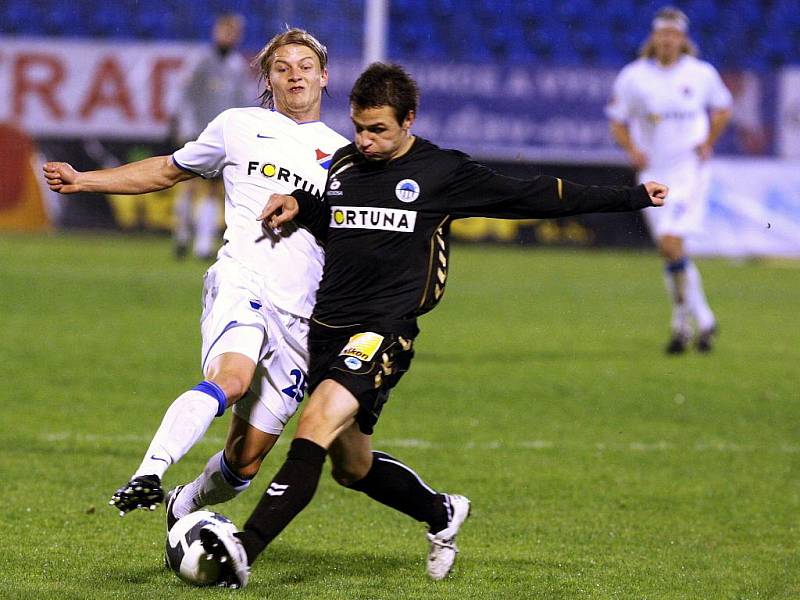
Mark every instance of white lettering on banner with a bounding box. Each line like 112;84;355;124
330;206;417;232
0;37;214;139
687;158;800;258
442;105;611;147
325;60;616;102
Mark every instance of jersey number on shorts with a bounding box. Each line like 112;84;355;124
281;369;307;403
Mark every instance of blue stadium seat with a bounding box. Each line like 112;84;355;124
1;0;797;70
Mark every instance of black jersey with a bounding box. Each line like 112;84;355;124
292;137;652;337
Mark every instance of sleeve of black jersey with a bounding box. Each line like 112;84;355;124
441;156;653;219
292;189;330;243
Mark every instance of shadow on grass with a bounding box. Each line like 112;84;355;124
258;544;413;585
104;546;415;591
104;544;543;595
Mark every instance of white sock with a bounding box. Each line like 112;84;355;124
663;267;690;336
133;388;221;479
172;450;251;520
193;195;220;258
685;260;715;332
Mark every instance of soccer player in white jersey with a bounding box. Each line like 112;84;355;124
606;6;732;353
43;28;348;519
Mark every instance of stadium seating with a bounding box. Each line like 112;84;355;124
2;0;798;69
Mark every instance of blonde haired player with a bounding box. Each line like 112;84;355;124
44;28;348;519
607;6;732;353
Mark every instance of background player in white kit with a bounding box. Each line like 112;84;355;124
171;13;251;261
606;6;732;353
43;28;348;520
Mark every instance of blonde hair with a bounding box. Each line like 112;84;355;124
251;27;328;108
639;6;698;59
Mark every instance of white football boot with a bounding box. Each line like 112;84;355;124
200;520;250;589
426;494;471;580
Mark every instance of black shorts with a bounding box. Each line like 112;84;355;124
307;331;415;434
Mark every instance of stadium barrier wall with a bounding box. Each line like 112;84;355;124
3;37;797;256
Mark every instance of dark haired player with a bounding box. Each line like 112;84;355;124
199;63;668;588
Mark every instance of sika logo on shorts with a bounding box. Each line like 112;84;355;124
395;179;420;202
344;357;362;370
339;332;384;361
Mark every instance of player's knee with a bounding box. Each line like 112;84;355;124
330;463;362;487
658;238;684;262
223;453;262;480
233;460;261;480
329;453;371;487
207;372;249;404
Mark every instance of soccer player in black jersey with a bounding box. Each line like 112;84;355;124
198;63;668;588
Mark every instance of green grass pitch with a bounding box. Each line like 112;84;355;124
1;233;798;599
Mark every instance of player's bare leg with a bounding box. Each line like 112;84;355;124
198;381;356;588
166;413;279;529
203;380;471;581
110;352;256;515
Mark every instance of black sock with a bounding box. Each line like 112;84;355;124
236;438;327;563
347;451;448;533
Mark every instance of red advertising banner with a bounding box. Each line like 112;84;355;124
0;38;212;139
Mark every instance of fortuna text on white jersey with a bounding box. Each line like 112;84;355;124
247;161;324;199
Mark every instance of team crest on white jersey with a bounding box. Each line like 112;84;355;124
395;179;420;203
330;206;416;232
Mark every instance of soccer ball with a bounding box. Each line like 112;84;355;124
165;510;236;586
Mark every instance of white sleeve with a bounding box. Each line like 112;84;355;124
705;64;733;110
172;110;230;179
605;68;633;123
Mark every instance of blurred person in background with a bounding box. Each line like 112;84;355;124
172;13;250;260
606;6;732;354
44;28;348;524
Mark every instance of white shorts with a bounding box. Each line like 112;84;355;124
641;159;711;239
200;258;310;435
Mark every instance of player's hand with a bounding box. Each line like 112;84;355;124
42;162;82;194
258;193;299;229
643;181;668;206
627;147;648;171
695;142;714;161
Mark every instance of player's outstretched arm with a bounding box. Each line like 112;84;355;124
43;156;193;195
258;193;299;229
643;181;668;206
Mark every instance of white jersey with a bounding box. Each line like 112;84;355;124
606;55;732;168
173;107;348;318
